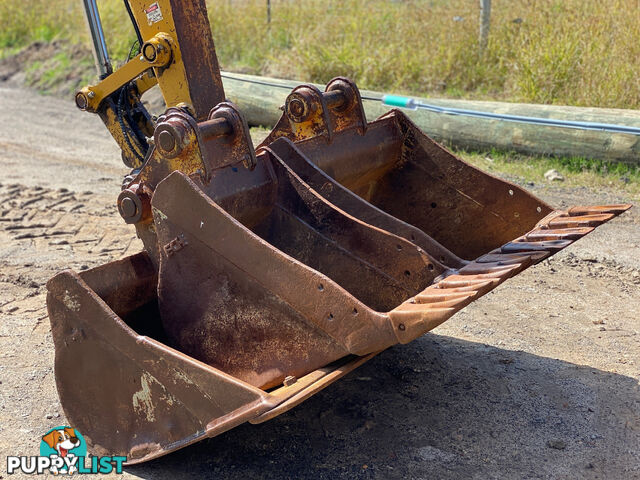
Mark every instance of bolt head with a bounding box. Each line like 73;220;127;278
286;92;313;123
158;130;176;152
120;197;138;219
118;188;148;224
142;43;157;62
75;93;88;110
289;98;305;117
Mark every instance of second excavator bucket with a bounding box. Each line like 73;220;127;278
47;78;631;463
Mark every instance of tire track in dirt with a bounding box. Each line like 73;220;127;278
0;181;140;469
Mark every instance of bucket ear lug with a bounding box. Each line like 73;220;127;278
207;101;257;170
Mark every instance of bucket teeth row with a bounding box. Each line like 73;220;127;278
389;204;630;342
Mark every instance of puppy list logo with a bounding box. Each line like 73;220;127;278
6;426;126;475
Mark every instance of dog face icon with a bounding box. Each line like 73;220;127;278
42;427;80;457
39;426;88;475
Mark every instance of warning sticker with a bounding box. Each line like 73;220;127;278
145;2;163;25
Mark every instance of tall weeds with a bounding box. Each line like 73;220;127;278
1;0;639;109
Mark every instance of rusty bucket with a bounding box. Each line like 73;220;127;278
47;78;631;463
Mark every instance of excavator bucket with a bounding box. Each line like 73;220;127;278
48;0;631;465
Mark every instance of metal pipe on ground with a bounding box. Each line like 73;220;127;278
221;72;640;164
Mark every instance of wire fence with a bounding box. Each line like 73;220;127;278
253;0;494;49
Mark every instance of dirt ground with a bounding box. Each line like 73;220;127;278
0;83;639;480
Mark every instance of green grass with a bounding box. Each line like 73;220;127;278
460;149;640;199
22;49;95;96
2;0;640;109
208;0;640;109
0;0;133;59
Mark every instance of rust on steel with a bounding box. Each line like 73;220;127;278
49;0;632;466
48;82;631;460
166;0;225;119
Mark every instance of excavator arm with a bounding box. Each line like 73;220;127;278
75;0;225;167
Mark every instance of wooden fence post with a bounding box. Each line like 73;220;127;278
479;0;491;52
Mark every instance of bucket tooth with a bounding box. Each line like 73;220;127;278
568;204;632;216
458;262;527;277
476;253;536;265
525;227;595;241
414;293;479;309
436;276;503;290
547;213;614;228
434;283;496;294
415;290;478;304
501;240;572;254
